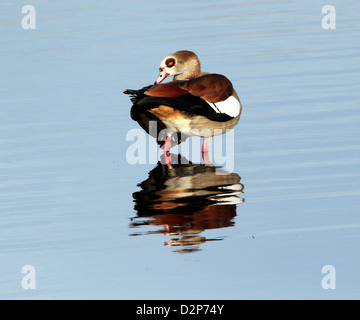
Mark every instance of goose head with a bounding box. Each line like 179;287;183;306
155;50;202;84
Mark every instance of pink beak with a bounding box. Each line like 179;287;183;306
155;69;169;84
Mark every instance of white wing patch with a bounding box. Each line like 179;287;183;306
207;96;241;118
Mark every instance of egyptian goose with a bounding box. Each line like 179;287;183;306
124;50;242;164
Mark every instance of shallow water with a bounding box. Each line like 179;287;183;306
1;0;359;299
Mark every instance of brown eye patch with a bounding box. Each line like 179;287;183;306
165;58;176;68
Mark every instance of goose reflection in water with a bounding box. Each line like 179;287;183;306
129;154;244;253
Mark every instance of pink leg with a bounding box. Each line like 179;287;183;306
165;151;172;167
202;138;211;163
202;151;210;163
202;138;210;153
164;136;172;167
164;136;171;153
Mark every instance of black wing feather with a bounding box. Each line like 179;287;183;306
124;85;233;147
124;85;233;122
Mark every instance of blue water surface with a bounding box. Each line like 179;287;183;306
0;0;359;299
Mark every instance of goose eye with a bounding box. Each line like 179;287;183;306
165;58;175;68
